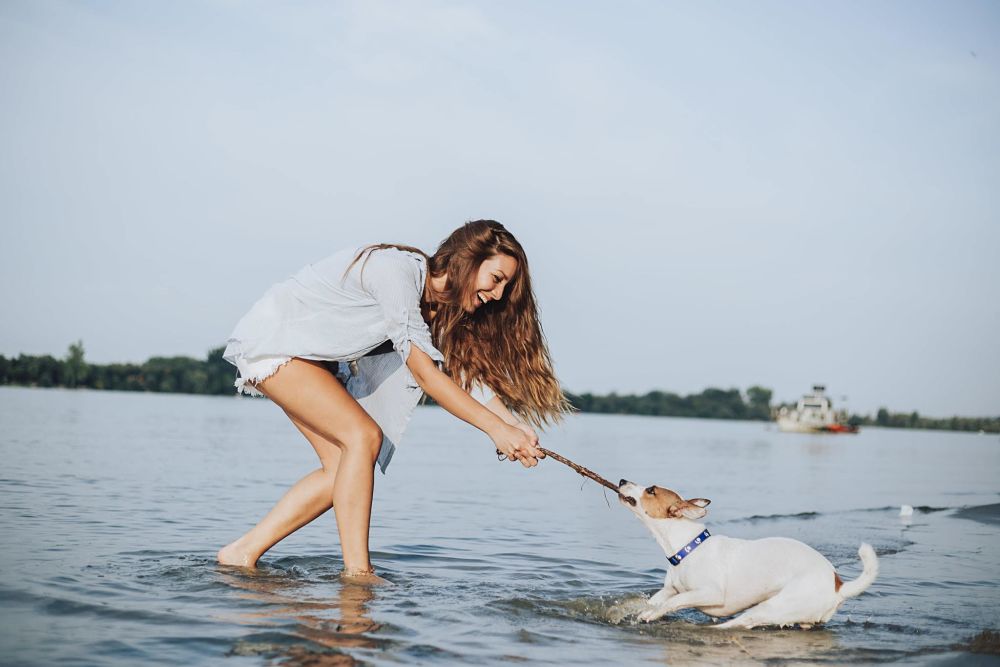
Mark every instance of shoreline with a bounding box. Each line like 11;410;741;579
2;383;998;435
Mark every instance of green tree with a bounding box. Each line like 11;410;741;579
746;385;773;420
205;346;236;395
11;354;62;387
64;340;88;388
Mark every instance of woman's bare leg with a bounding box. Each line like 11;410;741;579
216;416;340;567
217;359;382;573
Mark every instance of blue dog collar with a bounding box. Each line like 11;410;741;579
667;529;711;566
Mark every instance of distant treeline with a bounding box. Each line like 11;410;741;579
0;342;235;395
1;343;998;433
851;408;999;434
565;386;775;421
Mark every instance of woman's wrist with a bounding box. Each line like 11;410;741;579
484;414;510;437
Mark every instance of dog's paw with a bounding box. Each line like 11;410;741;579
638;608;663;623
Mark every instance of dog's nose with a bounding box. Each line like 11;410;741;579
619;479;629;488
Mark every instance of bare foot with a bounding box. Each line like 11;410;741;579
339;567;392;585
217;541;258;568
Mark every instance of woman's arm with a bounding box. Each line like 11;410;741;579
484;395;518;425
484;395;539;443
406;347;543;467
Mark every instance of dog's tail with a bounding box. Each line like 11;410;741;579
838;543;878;599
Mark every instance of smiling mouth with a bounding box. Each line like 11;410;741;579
477;292;489;305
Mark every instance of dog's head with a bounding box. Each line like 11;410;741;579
618;479;711;522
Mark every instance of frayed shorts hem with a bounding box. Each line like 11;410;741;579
232;354;294;397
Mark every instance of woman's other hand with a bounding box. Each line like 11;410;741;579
513;421;537;441
490;422;543;468
513;422;545;460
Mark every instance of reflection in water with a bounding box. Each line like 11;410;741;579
217;564;383;665
652;624;841;664
559;594;842;663
805;436;835;457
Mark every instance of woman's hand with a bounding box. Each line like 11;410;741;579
513;422;539;442
490;421;544;468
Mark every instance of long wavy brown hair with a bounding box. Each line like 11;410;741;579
350;220;571;428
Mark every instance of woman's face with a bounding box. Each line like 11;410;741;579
467;253;518;312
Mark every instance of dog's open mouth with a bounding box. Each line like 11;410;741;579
619;494;637;506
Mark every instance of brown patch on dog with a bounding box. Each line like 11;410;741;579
638;486;712;520
834;572;843;592
639;486;684;519
639;486;677;518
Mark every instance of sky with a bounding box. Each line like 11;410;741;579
1;1;998;417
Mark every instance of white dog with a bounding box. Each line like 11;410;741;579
617;479;878;629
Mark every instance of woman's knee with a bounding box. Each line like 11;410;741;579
340;422;383;461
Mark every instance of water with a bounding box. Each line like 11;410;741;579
1;386;998;665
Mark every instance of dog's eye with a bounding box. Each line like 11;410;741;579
645;486;656;495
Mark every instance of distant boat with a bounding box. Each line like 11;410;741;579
776;385;859;434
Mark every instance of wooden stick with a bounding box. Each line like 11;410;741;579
537;446;620;493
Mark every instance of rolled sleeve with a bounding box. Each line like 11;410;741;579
361;249;444;366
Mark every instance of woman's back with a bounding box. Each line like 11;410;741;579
224;246;436;365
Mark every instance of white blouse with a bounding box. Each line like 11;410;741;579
224;246;481;473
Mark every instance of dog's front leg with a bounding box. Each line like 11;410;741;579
647;585;677;607
638;588;724;623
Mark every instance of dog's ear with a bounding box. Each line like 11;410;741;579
687;498;711;508
669;500;708;520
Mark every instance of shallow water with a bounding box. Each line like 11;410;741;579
1;386;998;665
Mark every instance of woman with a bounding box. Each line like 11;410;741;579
217;220;570;578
